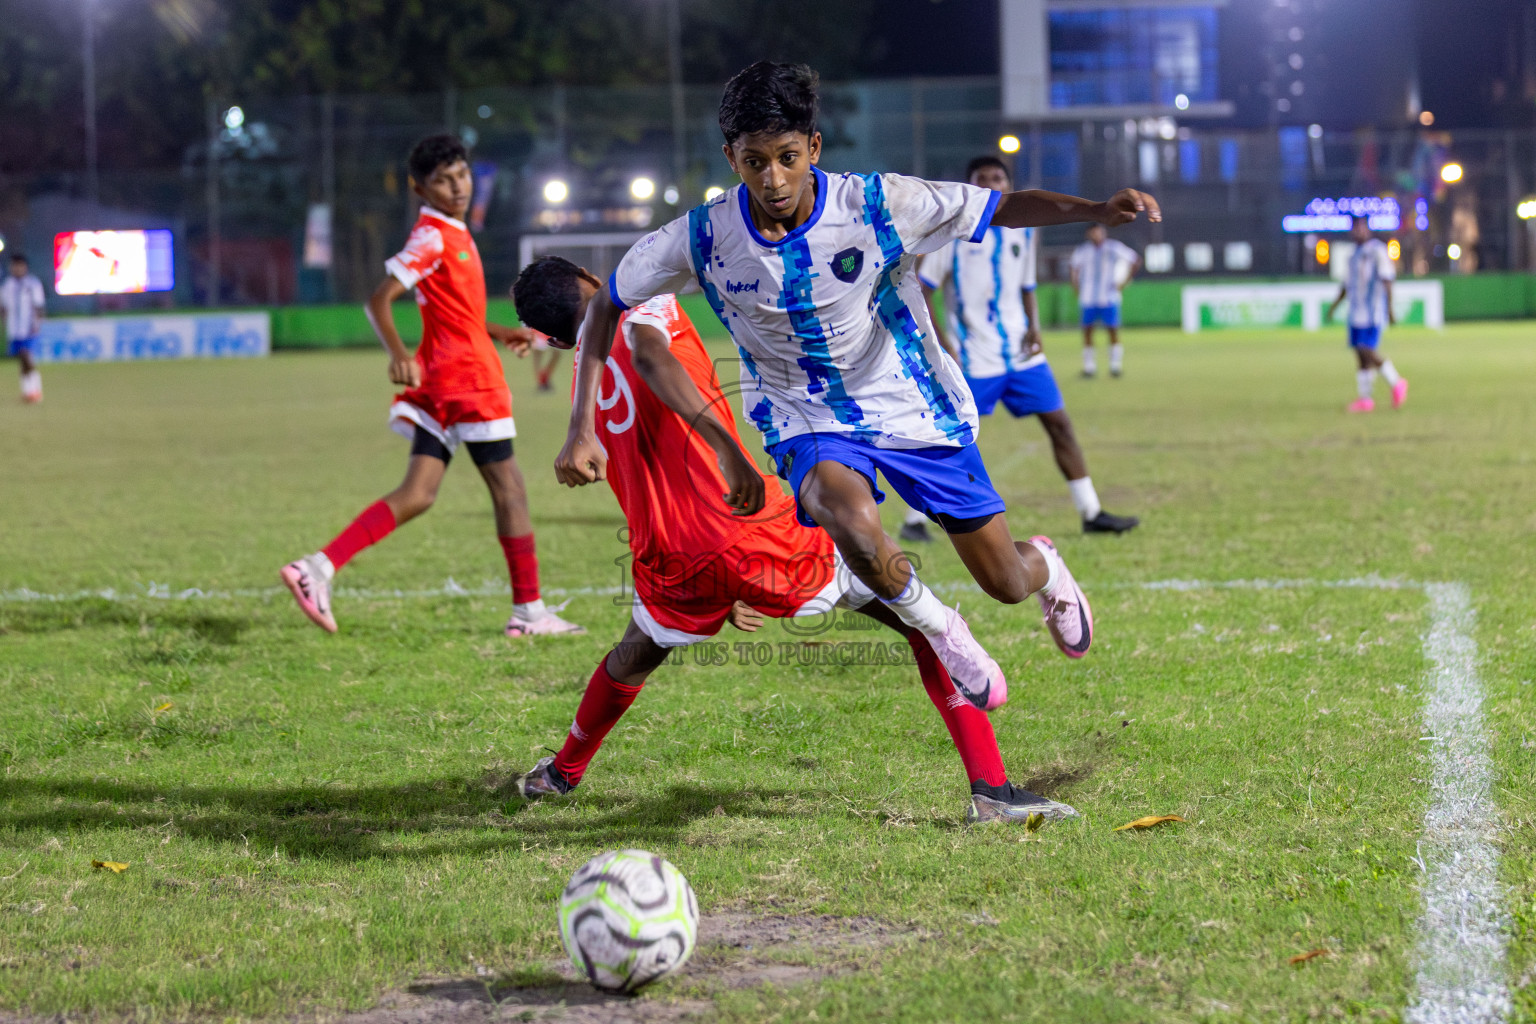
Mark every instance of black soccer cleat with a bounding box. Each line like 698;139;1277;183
516;756;575;800
967;780;1080;825
1082;510;1140;534
898;520;934;544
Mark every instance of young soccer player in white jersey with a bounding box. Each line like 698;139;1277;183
1068;224;1139;378
1;253;45;403
1327;215;1408;413
554;62;1161;713
902;156;1138;542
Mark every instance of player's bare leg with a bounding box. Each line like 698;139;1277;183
1081;325;1097;378
16;347;40;403
518;617;669;798
1107;325;1123;377
945;515;1094;658
382;453;448;524
1037;410;1138;535
797;460;1006;710
480;453;584;636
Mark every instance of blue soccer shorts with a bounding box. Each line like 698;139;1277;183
7;336;36;357
1080;305;1121;327
1348;326;1382;349
967;364;1065;418
768;432;1007;532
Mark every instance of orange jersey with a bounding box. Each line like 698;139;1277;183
587;295;810;587
385;207;505;394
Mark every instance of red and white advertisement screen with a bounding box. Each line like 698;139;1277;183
54;230;175;295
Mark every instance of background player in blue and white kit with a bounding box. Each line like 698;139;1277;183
907;155;1138;539
555;62;1161;715
1068;225;1139;378
1328;214;1408;413
1;253;45;403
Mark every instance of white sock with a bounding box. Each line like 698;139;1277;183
1378;360;1401;386
1356;369;1376;399
881;572;948;635
1068;477;1102;521
1083;348;1097;374
310;551;337;581
1029;538;1062;596
1109;343;1123;372
513;599;548;621
903;507;927;527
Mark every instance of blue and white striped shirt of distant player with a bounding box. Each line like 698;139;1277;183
918;226;1041;379
1345;238;1396;329
609;166;1000;450
1069;238;1138;309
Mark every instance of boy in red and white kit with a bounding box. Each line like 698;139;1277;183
281;135;582;638
507;256;1079;824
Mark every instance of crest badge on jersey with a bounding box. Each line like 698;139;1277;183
830;247;863;283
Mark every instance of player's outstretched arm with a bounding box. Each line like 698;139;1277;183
553;293;624;487
365;277;420;388
628;323;765;516
993;188;1161;229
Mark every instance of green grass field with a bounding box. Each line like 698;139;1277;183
2;324;1535;1023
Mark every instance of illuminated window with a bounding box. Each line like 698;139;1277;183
1184;242;1214;271
1143;243;1175;273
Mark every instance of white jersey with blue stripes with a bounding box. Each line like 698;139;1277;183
610;167;1000;449
918;226;1042;379
1345;238;1396;329
1069;239;1138;308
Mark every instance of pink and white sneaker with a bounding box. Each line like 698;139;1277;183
505;608;586;638
929;606;1007;712
1391;379;1409;409
280;555;337;633
1029;536;1093;659
1348;397;1375;413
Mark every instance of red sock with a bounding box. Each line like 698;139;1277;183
321;500;396;572
499;534;540;605
552;659;644;786
908;633;1008;787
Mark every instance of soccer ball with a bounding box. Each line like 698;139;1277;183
558;849;699;993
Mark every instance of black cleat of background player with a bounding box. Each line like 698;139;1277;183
1083;510;1139;534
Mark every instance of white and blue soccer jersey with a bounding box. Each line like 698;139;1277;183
918;226;1041;379
1345;238;1396;329
1069;239;1138;308
0;274;45;340
609;166;1000;450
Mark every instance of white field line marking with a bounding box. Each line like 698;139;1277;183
1405;583;1509;1024
0;573;1509;1016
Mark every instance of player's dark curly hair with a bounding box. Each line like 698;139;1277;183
408;134;469;182
512;255;594;347
965;155;1012;183
719;61;819;145
8;252;26;265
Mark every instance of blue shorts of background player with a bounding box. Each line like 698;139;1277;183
966;364;1065;419
1080;305;1121;328
7;336;36;358
1348;326;1381;349
768;433;1007;532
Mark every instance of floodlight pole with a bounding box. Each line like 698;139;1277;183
83;0;99;209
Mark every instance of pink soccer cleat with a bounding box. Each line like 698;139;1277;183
505;609;586;638
1391;379;1409;409
280;556;337;633
1348;397;1376;413
1029;536;1094;659
929;606;1007;711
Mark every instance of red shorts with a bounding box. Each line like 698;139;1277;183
632;521;846;646
389;386;515;450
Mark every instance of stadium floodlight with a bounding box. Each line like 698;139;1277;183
223;106;245;131
1517;199;1536;220
1315;239;1330;265
630;177;656;201
1307;124;1323;139
543;179;569;204
998;135;1021;154
663;186;680;205
1440;162;1463;184
1447;243;1462;260
1387;239;1402;260
704;186;725;201
1174;94;1190;111
1419;111;1435;126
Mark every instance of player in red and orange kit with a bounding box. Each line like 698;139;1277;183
506;256;1079;824
280;135;582;639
